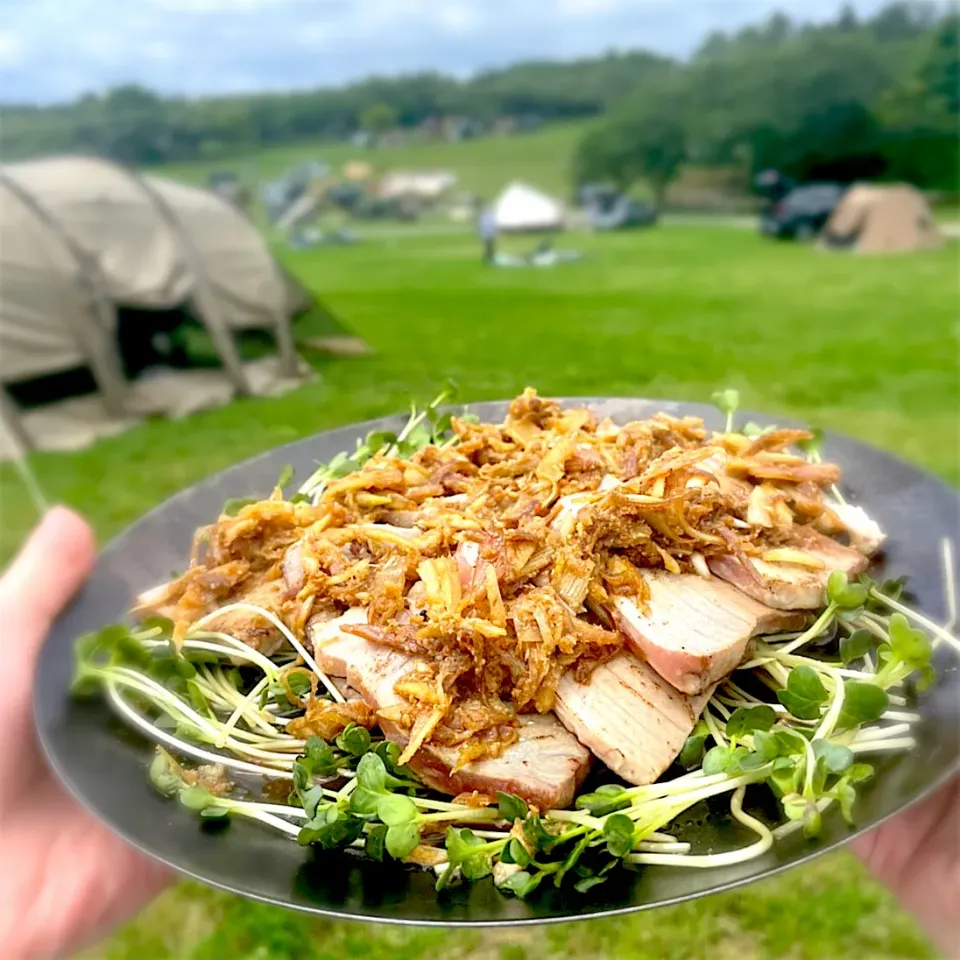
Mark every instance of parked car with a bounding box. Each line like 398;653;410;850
760;183;846;240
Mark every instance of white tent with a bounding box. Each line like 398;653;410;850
492;181;565;232
0;155;323;451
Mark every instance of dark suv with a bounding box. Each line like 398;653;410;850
760;183;846;241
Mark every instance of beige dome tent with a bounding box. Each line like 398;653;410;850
820;183;943;253
0;155;317;451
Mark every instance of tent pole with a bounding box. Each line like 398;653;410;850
121;168;252;396
273;309;299;378
0;172;130;419
0;388;34;452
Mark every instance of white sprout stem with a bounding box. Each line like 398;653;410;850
547;809;604;829
942;538;957;631
802;737;817;796
419;808;500;824
107;667;223;740
191;603;345;703
105;683;294;779
106;668;301;766
703;708;727;747
239;809;304;838
814;664;846;741
231;801;309;820
218;676;271;744
623;769;770;821
627;787;772;868
853;723;912;743
635;841;691;854
850;737;916;755
182;633;282;678
776;606;836;656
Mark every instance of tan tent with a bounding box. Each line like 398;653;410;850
0;155;316;448
821;183;943;253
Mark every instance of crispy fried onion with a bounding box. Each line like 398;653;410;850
135;388;848;764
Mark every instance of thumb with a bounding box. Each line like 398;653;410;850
0;507;96;795
0;506;96;650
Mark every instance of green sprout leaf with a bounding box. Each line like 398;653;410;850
726;705;776;740
522;814;558;853
335;723;372;757
711;388;740;432
678;719;709;768
703;744;749;776
222;496;257;517
302;736;340;778
742;421;774;437
575;784;632;817
377;794;418;827
837;681;889;729
887;614;933;671
148;750;183;798
276;464;294;490
777;665;829;720
297;804;365;850
812;739;854;774
603;814;636;858
439;827;492;885
365;823;388;861
505;838;532;868
497;792;529;823
498;870;544;898
840;629;875;665
795;427;824;457
385;822;421;860
178;785;217;812
826;571;868;612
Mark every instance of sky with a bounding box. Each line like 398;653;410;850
1;0;892;105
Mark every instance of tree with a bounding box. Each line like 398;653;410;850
574;87;686;207
360;102;397;135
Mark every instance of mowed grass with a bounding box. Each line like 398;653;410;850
0;226;955;959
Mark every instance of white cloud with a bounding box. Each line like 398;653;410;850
436;2;483;35
556;0;628;17
0;30;25;67
0;0;894;104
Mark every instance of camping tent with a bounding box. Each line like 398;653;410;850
492;182;565;232
0;155;316;448
820;183;942;253
378;170;457;203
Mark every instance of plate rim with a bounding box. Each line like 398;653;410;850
33;395;960;926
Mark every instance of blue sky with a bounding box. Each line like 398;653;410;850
1;0;890;104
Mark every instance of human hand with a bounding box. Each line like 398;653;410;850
0;508;171;960
853;774;959;957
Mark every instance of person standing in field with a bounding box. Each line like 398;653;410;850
478;204;497;264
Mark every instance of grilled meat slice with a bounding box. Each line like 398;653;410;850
554;653;713;786
613;572;808;695
708;530;868;609
306;610;591;809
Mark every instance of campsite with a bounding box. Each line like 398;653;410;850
1;4;958;959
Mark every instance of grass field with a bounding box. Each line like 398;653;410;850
1;225;956;959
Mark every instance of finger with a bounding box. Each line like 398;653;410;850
0;506;96;649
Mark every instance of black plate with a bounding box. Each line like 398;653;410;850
35;398;960;925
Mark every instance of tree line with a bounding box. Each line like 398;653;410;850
0;2;955;198
575;5;958;202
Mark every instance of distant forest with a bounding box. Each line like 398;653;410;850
1;2;956;189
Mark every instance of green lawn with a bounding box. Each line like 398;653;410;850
1;226;955;959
